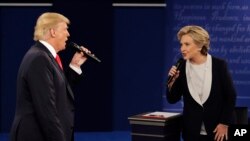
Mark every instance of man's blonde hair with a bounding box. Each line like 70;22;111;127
33;12;70;41
177;25;210;55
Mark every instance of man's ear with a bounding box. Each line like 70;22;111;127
50;28;56;37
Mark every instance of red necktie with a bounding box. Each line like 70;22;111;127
55;54;63;70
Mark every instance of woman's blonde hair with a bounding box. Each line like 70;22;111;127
177;25;210;55
33;12;70;41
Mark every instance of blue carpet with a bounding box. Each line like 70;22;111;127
75;131;131;141
0;131;131;141
0;133;7;141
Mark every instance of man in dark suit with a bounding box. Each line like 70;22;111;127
10;12;90;141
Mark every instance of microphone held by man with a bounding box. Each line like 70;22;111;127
69;42;101;63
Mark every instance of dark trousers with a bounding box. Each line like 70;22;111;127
200;135;213;141
199;135;228;141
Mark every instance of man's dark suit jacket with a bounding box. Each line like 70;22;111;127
167;56;236;141
10;41;81;141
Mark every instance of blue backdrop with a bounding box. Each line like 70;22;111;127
1;0;250;133
163;0;250;117
0;1;165;132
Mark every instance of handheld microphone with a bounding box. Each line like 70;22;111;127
167;58;184;85
69;42;101;63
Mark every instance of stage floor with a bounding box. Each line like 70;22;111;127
0;131;131;141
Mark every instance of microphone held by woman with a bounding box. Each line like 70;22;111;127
167;58;184;85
